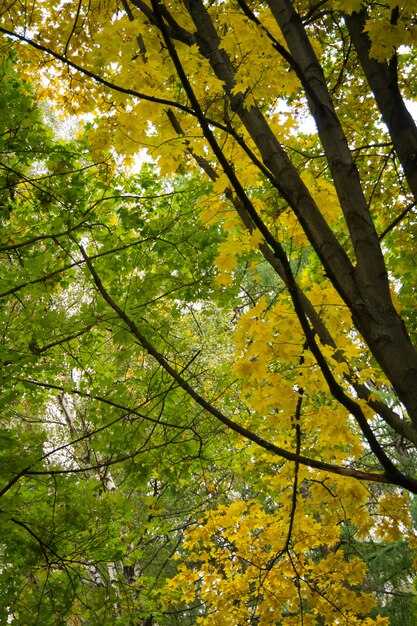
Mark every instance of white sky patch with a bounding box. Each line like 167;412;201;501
294;97;417;135
297;111;316;134
129;148;154;173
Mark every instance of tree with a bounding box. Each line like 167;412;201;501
1;0;417;623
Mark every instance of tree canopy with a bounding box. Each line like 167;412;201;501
1;0;417;624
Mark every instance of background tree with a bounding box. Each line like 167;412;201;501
1;0;417;623
0;50;235;624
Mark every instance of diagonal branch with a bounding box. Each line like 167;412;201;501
149;0;417;483
78;242;417;491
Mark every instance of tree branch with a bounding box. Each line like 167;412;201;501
78;242;417;490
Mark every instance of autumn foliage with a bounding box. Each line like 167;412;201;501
1;0;417;624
